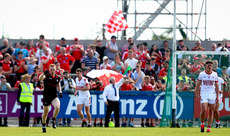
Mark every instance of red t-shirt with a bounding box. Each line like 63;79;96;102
14;59;27;73
57;54;75;72
136;51;149;69
70;44;84;60
190;64;202;73
0;60;13;72
191;46;205;51
120;83;133;91
56;69;64;79
41;55;55;71
14;80;21;88
142;83;153;91
159;68;167;77
56;44;70;52
25;47;37;56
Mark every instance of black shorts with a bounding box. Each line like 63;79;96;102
43;95;57;106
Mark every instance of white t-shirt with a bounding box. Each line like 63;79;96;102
218;77;225;91
198;71;218;97
35;48;52;65
125;58;138;69
75;76;90;98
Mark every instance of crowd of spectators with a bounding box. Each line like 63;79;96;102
0;35;230;127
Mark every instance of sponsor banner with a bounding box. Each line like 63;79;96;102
194;92;230;118
0;91;194;119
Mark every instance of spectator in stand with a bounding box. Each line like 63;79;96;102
55;61;64;79
55;37;70;57
27;55;37;75
32;65;42;81
227;66;230;78
35;41;52;65
81;49;99;71
13;42;20;50
70;37;84;73
219;45;229;68
211;43;217;51
160;41;172;57
178;45;191;62
143;42;149;53
94;36;107;64
150;76;156;88
191;40;205;51
178;53;191;74
189;57;204;77
14;51;28;80
163;49;170;62
100;56;111;70
0;53;13;76
154;80;166;91
177;68;193;90
177;80;190;91
89;44;100;61
25;40;36;57
149;44;162;67
122;43;137;61
177;40;184;51
35;81;44;90
12;41;29;59
207;43;218;61
36;35;49;50
145;62;155;78
121;37;137;54
41;48;55;72
0;75;11;127
0;39;14;55
124;49;138;70
221;66;230;91
30;73;39;89
158;61;169;80
111;54;124;73
137;44;150;69
105;35;120;63
131;64;145;90
149;56;160;80
57;47;75;73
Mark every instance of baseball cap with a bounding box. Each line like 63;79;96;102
205;60;213;65
222;66;227;70
74;37;78;41
0;75;6;79
111;35;116;39
61;37;66;41
19;41;25;45
103;56;109;61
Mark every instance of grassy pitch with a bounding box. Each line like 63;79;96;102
0;127;230;136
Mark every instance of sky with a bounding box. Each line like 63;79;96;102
0;0;229;41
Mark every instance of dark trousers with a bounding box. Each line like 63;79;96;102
0;117;8;126
71;60;81;73
104;100;120;127
19;102;31;126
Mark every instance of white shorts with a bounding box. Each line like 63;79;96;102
218;94;223;104
77;97;91;106
200;95;216;104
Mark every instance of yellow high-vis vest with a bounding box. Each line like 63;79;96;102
178;76;189;82
19;82;34;103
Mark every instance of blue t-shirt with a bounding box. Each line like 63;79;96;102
28;63;36;75
82;56;98;70
13;48;29;59
131;70;145;90
111;61;124;72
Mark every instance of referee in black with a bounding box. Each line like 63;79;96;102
39;64;63;133
103;75;127;127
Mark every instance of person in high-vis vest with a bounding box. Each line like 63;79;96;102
17;74;34;127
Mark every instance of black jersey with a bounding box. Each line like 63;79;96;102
43;73;60;97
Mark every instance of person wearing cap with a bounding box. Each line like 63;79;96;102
0;75;11;127
27;55;37;75
17;74;34;127
94;36;108;64
195;60;219;132
14;51;28;80
105;35;120;63
74;68;91;127
35;35;49;50
99;56;111;70
191;40;205;51
12;41;29;59
0;39;14;55
55;37;70;57
70;37;84;73
57;47;75;73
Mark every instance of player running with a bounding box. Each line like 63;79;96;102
195;60;219;133
74;68;91;127
39;64;63;133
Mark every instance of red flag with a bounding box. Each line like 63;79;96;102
105;10;128;33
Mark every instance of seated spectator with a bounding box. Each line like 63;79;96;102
120;78;133;91
177;80;189;91
158;61;169;80
124;49;138;69
25;40;36;57
191;40;205;51
61;71;76;93
150;76;156;89
81;49;99;71
99;56;111;70
122;43;137;61
149;56;160;79
189;57;204;76
0;53;13;75
131;64;145;90
145;62;155;78
111;54;124;73
30;73;39;89
221;66;230;91
35;81;44;91
14;51;28;80
89;44;100;61
212;60;222;77
90;79;104;91
55;37;70;56
57;47;75;73
141;76;154;91
177;40;188;51
177;68;190;85
227;66;230;78
137;44;150;69
27;55;37;75
162;49;170;62
154;80;166;91
178;45;190;62
40;48;55;72
12;41;29;59
143;42;149;53
149;44;162;67
0;39;14;55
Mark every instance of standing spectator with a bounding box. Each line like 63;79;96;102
32;66;42;81
35;41;52;65
121;37;137;54
149;56;160;79
14;51;28;80
143;42;149;53
145;62;156;78
55;37;70;56
191;40;205;51
154;80;166;91
25;40;36;57
111;54;124;73
0;39;14;55
122;43;137;61
55;61;64;79
57;47;75;73
137;44;150;69
36;35;49;50
40;48;55;72
94;36;107;64
221;66;230;91
189;57;204;76
99;56;111;70
27;55;37;75
0;53;13;75
12;41;29;59
177;40;184;51
31;73;39;89
149;44;163;67
0;75;11;127
105;35;120;63
160;41;172;57
131;64;145;90
163;49;171;62
81;49;99;71
70;37;84;73
17;74;34;127
158;61;169;80
124;49;138;70
89;44;100;60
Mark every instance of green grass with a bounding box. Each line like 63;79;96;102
0;127;230;136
